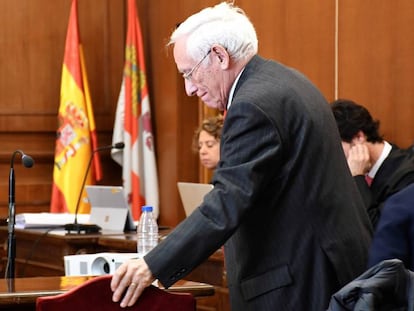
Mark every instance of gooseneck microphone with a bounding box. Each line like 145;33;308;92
6;150;34;279
64;142;125;234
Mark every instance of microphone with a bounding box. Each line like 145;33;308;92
7;150;34;279
64;142;125;234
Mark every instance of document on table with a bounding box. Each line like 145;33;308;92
14;213;90;229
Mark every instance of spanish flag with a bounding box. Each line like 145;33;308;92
50;0;102;214
111;0;159;220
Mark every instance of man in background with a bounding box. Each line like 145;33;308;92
331;99;414;228
112;3;372;310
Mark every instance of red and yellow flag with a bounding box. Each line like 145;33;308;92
50;0;102;214
111;0;159;220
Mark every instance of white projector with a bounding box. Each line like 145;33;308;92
64;252;141;276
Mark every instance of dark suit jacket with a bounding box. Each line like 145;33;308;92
354;147;414;228
146;56;372;311
368;183;414;270
327;259;414;311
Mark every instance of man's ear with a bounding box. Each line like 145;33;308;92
211;45;230;69
354;130;367;143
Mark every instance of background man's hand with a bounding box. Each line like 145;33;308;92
346;143;371;176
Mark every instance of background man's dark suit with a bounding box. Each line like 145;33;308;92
354;147;414;228
146;56;372;310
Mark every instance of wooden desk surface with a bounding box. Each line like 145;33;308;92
0;227;128;277
98;233;226;286
0;227;229;311
0;275;214;309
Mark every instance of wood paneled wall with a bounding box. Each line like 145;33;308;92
338;0;414;147
0;0;125;217
0;0;413;227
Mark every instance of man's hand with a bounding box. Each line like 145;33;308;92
111;258;155;308
347;143;371;176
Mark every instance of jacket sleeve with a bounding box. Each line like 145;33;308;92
368;188;413;269
326;259;413;311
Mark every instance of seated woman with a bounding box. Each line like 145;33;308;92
192;114;223;170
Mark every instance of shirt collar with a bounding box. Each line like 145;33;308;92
367;141;392;178
227;68;245;110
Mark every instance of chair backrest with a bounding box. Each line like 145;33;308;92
36;275;196;311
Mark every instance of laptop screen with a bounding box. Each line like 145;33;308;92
85;185;136;232
177;182;213;217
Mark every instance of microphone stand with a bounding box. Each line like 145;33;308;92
7;150;34;279
7;164;16;279
64;142;125;234
64;149;102;234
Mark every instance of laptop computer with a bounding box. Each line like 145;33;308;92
85;185;136;232
177;182;213;217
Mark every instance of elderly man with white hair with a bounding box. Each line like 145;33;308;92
111;3;372;310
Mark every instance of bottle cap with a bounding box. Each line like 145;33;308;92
141;205;153;212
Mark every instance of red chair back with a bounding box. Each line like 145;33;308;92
36;275;196;311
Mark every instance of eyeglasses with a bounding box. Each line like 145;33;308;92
182;50;211;81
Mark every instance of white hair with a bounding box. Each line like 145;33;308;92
169;2;258;62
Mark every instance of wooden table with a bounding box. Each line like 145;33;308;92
98;233;227;288
98;233;229;311
0;275;214;310
0;227;125;276
0;227;230;311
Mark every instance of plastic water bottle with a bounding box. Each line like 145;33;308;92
137;205;158;255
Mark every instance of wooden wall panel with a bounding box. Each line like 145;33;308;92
0;0;124;218
338;1;414;147
0;1;123;118
239;0;336;100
